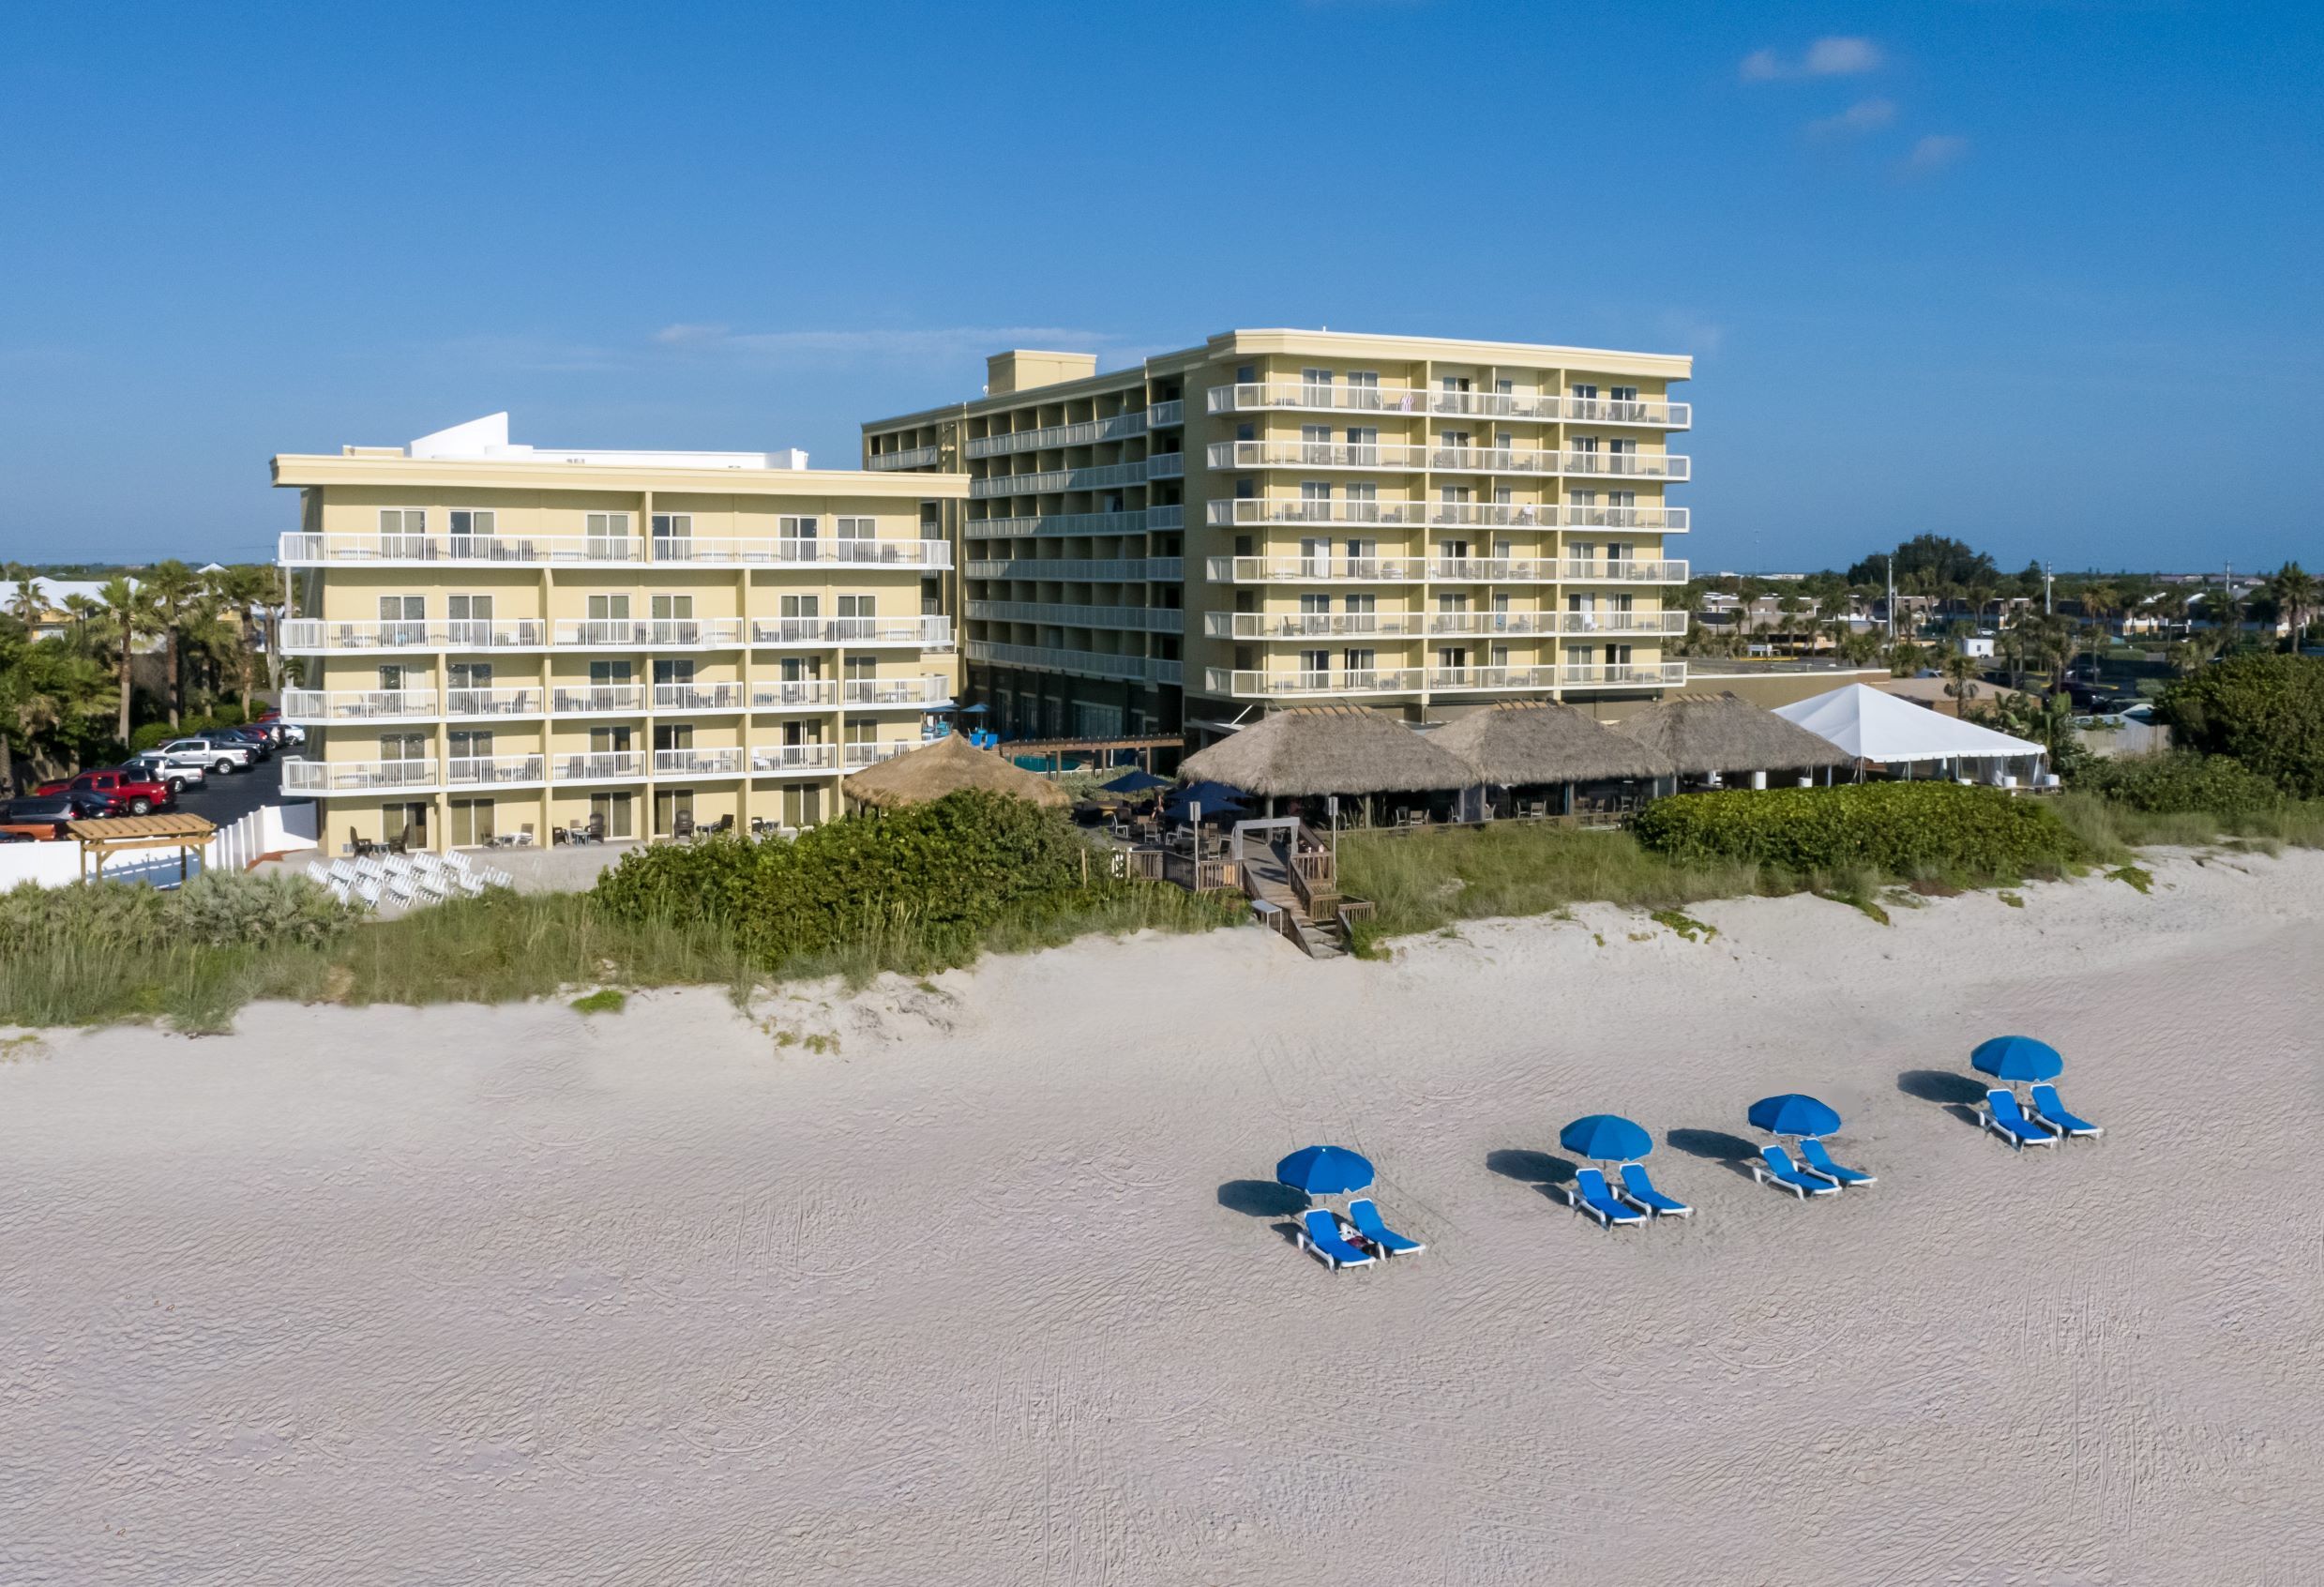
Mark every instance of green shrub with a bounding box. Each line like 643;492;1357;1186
592;790;1112;968
2157;654;2324;796
1630;782;2085;879
2075;751;2286;820
0;871;350;956
127;704;253;755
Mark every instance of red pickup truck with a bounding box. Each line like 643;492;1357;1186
34;767;174;815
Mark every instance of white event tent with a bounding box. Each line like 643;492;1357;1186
1773;684;2053;789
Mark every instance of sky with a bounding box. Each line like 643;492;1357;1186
1;0;2317;573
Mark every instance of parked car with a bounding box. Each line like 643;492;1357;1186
34;766;176;816
0;791;115;840
211;725;273;761
153;737;256;775
122;752;205;795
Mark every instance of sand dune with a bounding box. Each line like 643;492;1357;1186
4;850;2321;1584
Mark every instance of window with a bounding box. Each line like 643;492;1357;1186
780;515;819;540
588;659;632;685
651;514;693;559
590;792;634;839
844;718;878;746
1300;481;1331;520
1571;384;1599;401
779;595;820;618
447;594;492;621
590;725;633;752
653;723;692;752
1438;646;1468;672
652;657;695;687
450;798;495;848
585;512;629;553
388;802;430;847
838;595;876;618
587;594;631;620
377;664;409;690
448;509;495;539
649;595;693;620
1342;648;1376;677
448;661;491;688
843;656;878;682
1610;385;1638;402
379;732;427;762
1343;593;1375;617
1301;368;1334;403
379;509;425;546
379;595;424;621
1299;648;1331;679
1300;423;1331;462
1347;370;1379;388
449;729;494;761
836;516;875;540
1345;483;1378;521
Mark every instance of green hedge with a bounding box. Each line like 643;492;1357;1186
0;869;350;956
128;703;253;755
2157;654;2324;797
2074;751;2286;819
1630;782;2085;878
592;789;1124;967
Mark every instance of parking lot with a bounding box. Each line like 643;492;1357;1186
171;752;286;830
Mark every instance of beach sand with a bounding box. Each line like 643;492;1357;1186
4;849;2320;1585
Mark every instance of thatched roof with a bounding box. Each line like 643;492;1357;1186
1607;692;1853;776
1428;703;1673;786
839;733;1070;809
1179;706;1475;797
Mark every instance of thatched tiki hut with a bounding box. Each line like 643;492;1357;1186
1429;703;1675;823
839;732;1070;810
1179;706;1474;826
1607;692;1852;792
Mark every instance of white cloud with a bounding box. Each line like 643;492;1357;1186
1742;36;1884;81
1903;134;1970;173
1808;98;1898;138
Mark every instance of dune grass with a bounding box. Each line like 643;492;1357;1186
2047;791;2324;858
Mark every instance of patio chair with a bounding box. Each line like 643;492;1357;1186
355;876;382;910
1567;1168;1648;1229
1976;1088;2059;1150
585;812;607;845
1752;1144;1841;1200
348;825;374;858
1797;1138;1875;1187
1616;1161;1693;1218
672;809;695;840
1346;1198;1424;1258
1296;1208;1376;1273
2028;1083;2104;1141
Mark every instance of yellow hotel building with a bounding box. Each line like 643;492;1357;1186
274;415;960;850
862;328;1693;744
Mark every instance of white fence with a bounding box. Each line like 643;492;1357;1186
0;802;320;892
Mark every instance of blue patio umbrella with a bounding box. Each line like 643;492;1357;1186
1102;768;1171;794
1559;1113;1653;1164
1747;1093;1843;1139
1165;780;1249;822
1275;1145;1376;1197
1970;1035;2063;1083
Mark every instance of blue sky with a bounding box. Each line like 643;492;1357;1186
1;0;2316;573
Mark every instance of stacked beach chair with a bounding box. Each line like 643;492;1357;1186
307;849;514;914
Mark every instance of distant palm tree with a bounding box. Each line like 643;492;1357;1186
62;594;101;646
5;565;40;627
2268;562;2316;650
96;576;158;745
1941;650;1982;713
206;565;272;718
143;560;204;728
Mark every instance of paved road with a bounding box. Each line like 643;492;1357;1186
173;754;284;829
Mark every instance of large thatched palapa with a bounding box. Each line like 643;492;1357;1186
1428;703;1673;787
839;732;1070;809
1180;706;1473;797
1607;692;1852;777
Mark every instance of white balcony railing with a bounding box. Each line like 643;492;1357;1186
551;619;746;649
550;685;648;715
751;680;840;710
279;532;951;568
446;754;546;786
748;615;955;648
1200;661;1686;699
1207;440;1429;473
1426;611;1688;638
1560;450;1689;480
963;641;1176;685
445;688;549;717
1209;498;1433;528
966;510;1147;539
866;445;942;470
279;619;548;652
646;536;950;567
842;741;914;770
279;688;438;721
1562;559;1691;582
652;748;746;778
1205;555;1429;583
1204;668;1428;699
1557;662;1688;688
553;750;646;782
1204;612;1429;641
653;682;747;711
964;413;1145;459
967;600;1183;634
1563;505;1689;532
1203;384;1690;428
841;674;953;707
749;743;840;774
281;757;439;793
972;459;1154;498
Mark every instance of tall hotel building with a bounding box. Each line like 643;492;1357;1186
273;415;959;849
861;329;1692;744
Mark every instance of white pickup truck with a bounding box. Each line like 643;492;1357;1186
151;737;257;776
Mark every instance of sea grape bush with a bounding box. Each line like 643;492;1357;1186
0;869;350;955
1630;782;2084;878
2074;751;2286;820
591;790;1109;965
2156;655;2324;798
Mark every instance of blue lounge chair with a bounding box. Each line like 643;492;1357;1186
2029;1083;2104;1141
1797;1137;1875;1187
1978;1088;2059;1151
1295;1208;1376;1272
1753;1144;1840;1200
1616;1161;1693;1218
1567;1168;1648;1229
1347;1197;1424;1257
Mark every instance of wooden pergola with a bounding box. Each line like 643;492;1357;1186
74;813;217;884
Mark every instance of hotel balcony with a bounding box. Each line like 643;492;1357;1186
1205;555;1429;584
554;751;647;783
447;754;547;788
747;615;955;648
1200;661;1686;700
1563;559;1690;582
653;748;747;778
652;682;747;712
551;685;649;715
553;619;747;649
280;688;440;722
965;413;1145;459
841;674;955;707
1204;612;1428;641
967;509;1150;539
1145;451;1185;480
971;459;1154;498
1205;611;1684;642
966;599;1184;634
749;743;841;775
964;640;1181;686
1208;499;1433;529
842;741;914;770
866;444;942;470
964;556;1184;582
1426;611;1688;638
279;533;949;568
1204;383;1689;427
1207;440;1429;473
1145;399;1184;428
280;619;550;653
283;758;443;794
1208;500;1688;533
1204;441;1688;480
752;680;839;710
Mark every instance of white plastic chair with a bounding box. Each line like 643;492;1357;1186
355;877;383;910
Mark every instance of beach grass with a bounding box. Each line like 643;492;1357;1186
2047;791;2324;857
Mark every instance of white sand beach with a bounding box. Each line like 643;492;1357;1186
5;851;2321;1585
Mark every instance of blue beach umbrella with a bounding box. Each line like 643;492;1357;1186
1971;1035;2064;1084
1747;1094;1843;1139
1166;779;1249;822
1275;1145;1376;1197
1102;768;1171;794
1560;1114;1653;1164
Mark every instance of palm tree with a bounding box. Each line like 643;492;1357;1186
96;576;158;746
206;565;271;718
143;559;204;729
2268;562;2316;650
62;593;100;644
1941;650;1982;714
5;565;39;626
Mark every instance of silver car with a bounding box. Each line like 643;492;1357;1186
156;737;255;776
124;754;206;795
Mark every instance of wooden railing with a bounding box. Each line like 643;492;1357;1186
1163;851;1236;893
1110;847;1165;882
